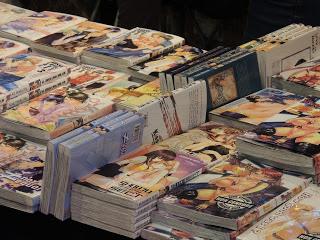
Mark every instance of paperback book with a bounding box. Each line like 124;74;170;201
0;37;30;60
0;2;35;25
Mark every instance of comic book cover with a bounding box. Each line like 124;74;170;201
88;27;185;65
158;121;244;167
76;145;205;202
130;45;204;77
159;158;309;230
0;37;30;60
0;131;46;203
0;11;86;41
211;88;304;126
246;96;320;157
0;53;69;102
0;2;34;25
238;185;320;240
69;64;129;87
35;21;127;54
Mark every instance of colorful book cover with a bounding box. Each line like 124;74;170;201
0;2;35;25
246;96;320;157
0;37;30;60
158;121;244;167
238;185;320;240
35;21;127;55
142;223;205;240
0;131;46;204
88;27;185;65
160;158;308;230
69;64;129;87
0;53;69;102
0;11;86;41
212;88;304;125
130;45;204;76
77;145;205;202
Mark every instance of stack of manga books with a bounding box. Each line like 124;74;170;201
0;11;86;45
70;144;206;238
0;64;135;143
0;131;46;213
0;53;71;114
81;28;185;71
159;46;262;112
154;158;310;240
240;23;320;88
0;37;31;60
0;2;34;25
32;21;128;63
41;110;145;220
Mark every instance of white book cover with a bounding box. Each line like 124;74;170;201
0;2;34;25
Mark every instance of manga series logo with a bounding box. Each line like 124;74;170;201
216;196;254;211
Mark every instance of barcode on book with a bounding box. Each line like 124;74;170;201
298;234;320;240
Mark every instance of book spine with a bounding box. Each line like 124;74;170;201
313;154;320;184
159;72;168;93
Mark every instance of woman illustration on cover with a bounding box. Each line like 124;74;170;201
0;133;26;160
90;32;173;58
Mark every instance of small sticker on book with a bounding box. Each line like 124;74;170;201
298;234;320;240
216;196;254;211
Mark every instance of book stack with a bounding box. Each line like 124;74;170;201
0;11;86;45
0;37;30;60
155;158;310;240
0;53;71;113
81;27;185;72
0;2;35;25
0;131;46;213
33;21;128;63
209;88;304;130
240;23;320;88
0;64;136;143
236;96;320;183
71;144;206;238
159;47;262;111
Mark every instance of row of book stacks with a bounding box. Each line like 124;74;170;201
1;2;320;240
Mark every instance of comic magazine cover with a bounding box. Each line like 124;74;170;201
0;11;86;41
76;145;205;203
159;159;309;230
0;37;30;60
88;27;185;66
35;21;127;55
158;121;244;167
238;185;320;240
0;2;34;25
211;88;304;126
130;45;204;77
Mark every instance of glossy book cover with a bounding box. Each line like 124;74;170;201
238;186;320;240
0;2;34;25
88;27;185;65
0;37;30;60
0;11;86;41
158;121;244;167
35;21;127;54
212;88;304;125
130;45;204;76
77;145;205;202
160;159;308;230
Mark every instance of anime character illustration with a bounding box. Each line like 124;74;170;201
216;89;304;125
287;64;320;89
0;132;26;161
0;40;16;50
207;68;238;107
252;96;320;156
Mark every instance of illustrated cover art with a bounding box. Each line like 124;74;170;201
238;186;320;240
161;159;307;229
0;37;30;60
0;2;34;25
213;88;304;125
0;11;86;41
35;21;127;54
89;27;185;65
142;223;205;240
0;132;46;199
0;54;68;97
130;45;204;76
247;96;320;157
69;64;129;87
77;145;205;201
158;121;244;166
